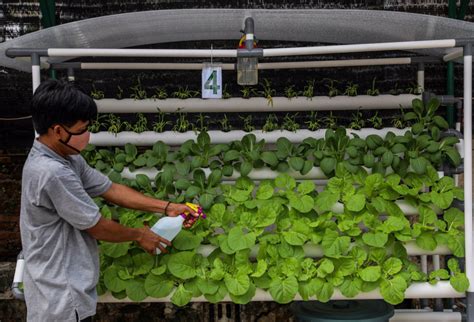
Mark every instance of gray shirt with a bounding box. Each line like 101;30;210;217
20;140;112;322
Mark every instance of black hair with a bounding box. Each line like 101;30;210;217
30;79;97;135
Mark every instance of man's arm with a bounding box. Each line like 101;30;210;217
86;217;171;254
101;183;197;219
101;182;167;213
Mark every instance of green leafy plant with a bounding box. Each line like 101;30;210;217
262;114;279;132
324;79;339;97
322;112;338;130
349;110;365;130
366;77;380;96
392;107;407;129
106;114;123;135
284;85;298;100
133;113;148;133
152;87;168;100
305;111;321;131
172;112;192;133
344;82;358;97
261;79;276;107
368;111;383;129
240;115;255;132
282;113;300;132
406;82;423;95
130;78;148;100
91;84;105;100
241;86;258;99
152;109;171;133
218;114;232;132
173;86;199;99
88;114;107;133
303;80;315;100
193;113;211;133
222;84;232;99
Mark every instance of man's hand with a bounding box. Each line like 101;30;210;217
136;226;172;255
165;203;199;228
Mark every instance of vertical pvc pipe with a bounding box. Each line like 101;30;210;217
420;256;429;309
417;63;425;92
31;53;41;138
31;53;41;93
463;43;474;321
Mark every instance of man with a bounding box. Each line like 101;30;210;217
20;80;197;321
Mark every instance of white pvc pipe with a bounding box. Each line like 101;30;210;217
98;281;463;303
89;128;409;146
32;65;40;93
81;57;413;71
464;48;473;292
263;39;457;57
121;166;326;181
261;58;413;68
13;259;24;283
196;242;451;258
417;68;424;92
47;40;456;59
95;95;419;113
390;311;461;322
48;48;237;58
443;48;463;62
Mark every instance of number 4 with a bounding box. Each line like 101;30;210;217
204;70;220;94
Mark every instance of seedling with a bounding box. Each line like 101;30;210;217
222;84;232;99
305;111;321;131
173;86;199;99
284;85;298;100
344;82;359;96
240;86;257;99
261;78;276;107
282;113;300;132
366;77;380;96
217;114;232;132
406;82;423;95
90;84;105;100
106;114;123;135
88;114;106;133
322;112;338;129
240;115;255;132
130;78;147;100
368;111;383;129
172;112;191;132
349;110;365;130
152;87;168;100
193;113;211;132
324;78;339;97
133;113;148;133
262;113;279;132
152;108;171;133
303;80;315;100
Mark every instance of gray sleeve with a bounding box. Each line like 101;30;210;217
45;174;102;230
78;156;113;197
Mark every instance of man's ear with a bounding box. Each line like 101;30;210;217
50;125;62;137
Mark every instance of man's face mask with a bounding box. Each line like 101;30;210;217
51;123;89;154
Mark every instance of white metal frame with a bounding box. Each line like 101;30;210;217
8;39;472;319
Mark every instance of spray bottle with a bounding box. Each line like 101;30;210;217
150;203;206;254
